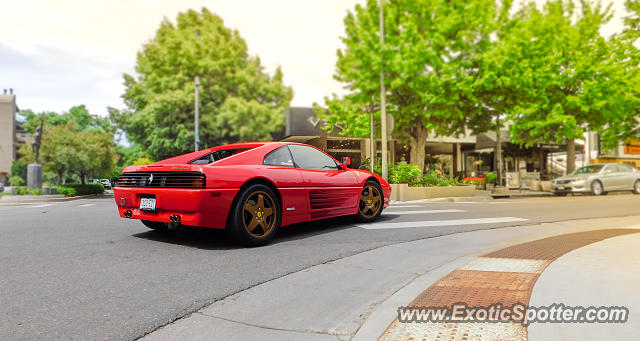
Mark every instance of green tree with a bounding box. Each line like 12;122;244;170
489;0;636;173
115;8;293;160
18;107;118;184
319;0;498;172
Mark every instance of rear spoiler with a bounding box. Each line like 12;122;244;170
120;164;206;174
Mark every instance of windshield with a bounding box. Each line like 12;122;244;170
573;165;604;175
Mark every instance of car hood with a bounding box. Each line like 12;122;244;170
555;173;592;181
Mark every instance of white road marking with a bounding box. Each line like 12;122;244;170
388;204;425;208
460;257;549;274
383;209;464;215
358;217;528;229
78;203;96;208
30;204;53;208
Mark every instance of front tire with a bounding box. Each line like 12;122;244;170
357;180;384;222
591;180;604;196
141;220;167;231
633;180;640;194
229;184;281;246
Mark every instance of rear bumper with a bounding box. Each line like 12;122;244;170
113;187;239;229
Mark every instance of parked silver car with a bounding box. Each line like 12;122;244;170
552;163;640;196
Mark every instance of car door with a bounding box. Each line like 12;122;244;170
287;144;360;218
615;164;636;189
262;146;308;224
600;164;619;189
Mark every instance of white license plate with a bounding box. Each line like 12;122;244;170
140;197;156;211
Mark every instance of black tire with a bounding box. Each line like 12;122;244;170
141;220;167;231
553;192;568;196
228;184;281;247
591;180;604;196
357;180;384;222
633;180;640;194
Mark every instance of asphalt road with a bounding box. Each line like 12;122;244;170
1;193;639;340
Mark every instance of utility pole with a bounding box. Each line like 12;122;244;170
194;76;200;151
370;111;375;172
379;0;389;181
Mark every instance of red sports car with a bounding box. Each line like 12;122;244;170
113;142;391;246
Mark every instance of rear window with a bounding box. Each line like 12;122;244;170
189;148;253;165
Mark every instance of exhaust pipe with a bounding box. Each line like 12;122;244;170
124;210;132;218
168;215;181;230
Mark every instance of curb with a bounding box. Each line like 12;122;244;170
0;193;113;204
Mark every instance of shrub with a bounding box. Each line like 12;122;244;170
14;187;43;195
55;186;77;197
419;171;463;187
58;183;104;195
389;163;422;184
485;172;497;184
9;175;25;186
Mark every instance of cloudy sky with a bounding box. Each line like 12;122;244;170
0;0;629;116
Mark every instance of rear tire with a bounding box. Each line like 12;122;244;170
229;184;281;247
357;180;384;222
591;181;604;196
633;180;640;194
141;220;167;231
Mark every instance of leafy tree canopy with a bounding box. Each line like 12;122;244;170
115;8;293;160
319;0;503;172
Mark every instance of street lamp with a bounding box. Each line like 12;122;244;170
194;76;200;151
379;0;389;180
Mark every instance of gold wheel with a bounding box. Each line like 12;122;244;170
359;184;382;219
242;190;277;239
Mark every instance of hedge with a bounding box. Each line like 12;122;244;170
58;183;105;196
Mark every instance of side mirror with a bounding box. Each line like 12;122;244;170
341;157;351;168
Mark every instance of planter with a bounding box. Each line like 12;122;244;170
390;183;476;201
541;181;552;192
530;180;542;192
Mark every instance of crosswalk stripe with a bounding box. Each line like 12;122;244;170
358;217;528;229
388;204;425;208
383;209;464;215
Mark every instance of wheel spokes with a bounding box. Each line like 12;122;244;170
256;194;265;209
246;218;260;232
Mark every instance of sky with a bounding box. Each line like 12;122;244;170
0;0;630;117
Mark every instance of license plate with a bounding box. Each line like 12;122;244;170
140;197;156;211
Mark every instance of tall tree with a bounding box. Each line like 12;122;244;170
496;0;634;173
319;0;498;172
116;8;293;160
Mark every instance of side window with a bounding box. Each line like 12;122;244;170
618;164;633;172
263;146;295;167
288;145;339;170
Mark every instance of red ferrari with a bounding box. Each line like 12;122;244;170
113;142;391;245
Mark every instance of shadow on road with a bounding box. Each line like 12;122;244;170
131;215;366;249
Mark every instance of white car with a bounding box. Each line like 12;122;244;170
552;163;640;196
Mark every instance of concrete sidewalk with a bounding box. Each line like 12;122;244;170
141;216;640;341
528;233;640;340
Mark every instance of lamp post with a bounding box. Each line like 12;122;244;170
379;0;389;181
194;76;200;151
370;111;375;172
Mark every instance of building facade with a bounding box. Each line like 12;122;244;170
282;107;574;188
0;93;19;184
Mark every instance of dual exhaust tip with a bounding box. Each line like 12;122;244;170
169;215;181;230
123;210;181;229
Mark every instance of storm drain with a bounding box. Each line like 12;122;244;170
380;228;640;341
